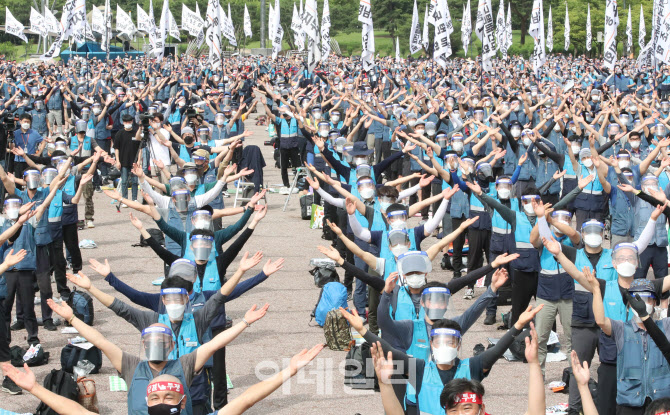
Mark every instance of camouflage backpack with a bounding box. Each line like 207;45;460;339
324;309;352;351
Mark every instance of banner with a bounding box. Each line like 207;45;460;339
495;0;504;52
586;4;592;51
244;4;252;37
546;5;553;52
271;0;283;58
358;0;375;71
395;36;400;62
92;6;105;34
30;8;48;37
409;0;422;54
603;0;619;70
116;6;136;37
43;0;74;59
45;8;59;34
298;0;306;51
6;8;28;42
638;42;654;69
431;0;453;68
156;0;169;60
655;0;670;63
564;2;570;51
148;0;159;53
226;4;237;46
305;0;320;71
206;0;222;68
269;4;275;42
475;0;495;71
626;5;632;53
84;21;96;42
292;3;302;46
102;0;112;52
137;5;152;33
640;4;646;49
321;0;331;58
462;0;471;55
182;4;205;36
423;4;430;50
505;2;512;52
168;9;181;41
528;0;545;75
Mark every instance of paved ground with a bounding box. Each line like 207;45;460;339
1;109;591;415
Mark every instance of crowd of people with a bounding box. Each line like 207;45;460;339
0;50;670;415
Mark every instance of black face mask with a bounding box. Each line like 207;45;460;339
183;136;195;145
147;401;182;415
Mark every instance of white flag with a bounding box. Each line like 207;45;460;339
626;5;632;53
358;0;375;71
305;0;321;71
586;4;592;51
546;5;553;52
45;8;59;34
462;0;472;55
71;0;87;44
156;0;169;60
431;0;453;68
292;3;302;45
528;0;545;75
137;5;152;33
395;36;400;62
298;0;306;51
564;2;570;51
182;5;205;36
603;0;619;70
422;4;430;50
148;0;159;53
244;4;252;37
409;0;422;54
226;4;237;46
638;42;654;69
475;0;495;71
117;6;137;37
321;0;331;58
206;0;222;69
495;0;504;52
269;4;275;42
505;2;512;51
6;8;27;43
102;0;112;52
92;6;105;34
30;8;48;37
271;0;283;58
639;4;646;49
84;21;96;42
43;0;74;59
654;0;670;63
168;9;180;41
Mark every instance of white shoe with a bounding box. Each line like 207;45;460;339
463;288;474;300
87;221;95;228
279;187;290;195
121;203;128;208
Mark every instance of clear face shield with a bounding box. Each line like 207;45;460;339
617;153;631;169
159;288;191;322
318;122;330;138
436;133;449;149
342;145;354;163
462;158;475;175
197;128;210;143
24;169;41;190
171;190;191;213
612;243;640;278
311;108;322;120
356;164;373;179
167;259;198;284
550;210;572;236
334;137;347;154
169;177;188;192
630;291;657;322
608;123;620;136
642;175;660;195
451;135;464;152
475;162;493;182
41;168;58;186
191;210;213;231
140;326;174;362
581;220;605;248
495;178;512;199
4;199;21;220
356;178;375;200
421;287;452;321
215;114;226;126
190;234;214;261
397;251;432;288
430;328;462;364
520;195;540;215
387;229;411;258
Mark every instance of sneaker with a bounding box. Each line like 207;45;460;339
463;288;474;300
483;314;496;325
43;319;57;331
34;297;41;305
9;320;24;331
121;203;128;208
279;187;290;195
87;221;95;228
1;376;21;395
95;186;102;193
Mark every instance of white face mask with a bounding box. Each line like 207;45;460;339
497;188;511;199
656;307;668;320
631;304;654;324
359;187;375;200
124;123;133;130
630;140;641;149
194;219;210;229
331;116;340;123
582;159;593;169
184;173;198;184
511;129;521;138
216;119;224;126
405;273;427;289
319;130;328;138
93;109;101;115
391;244;409;257
523;203;535;215
583;234;603;248
522;137;532;147
452;142;464;152
553;124;561;131
165;303;186;320
432;346;459;364
6;208;19;220
618;160;630;169
408;119;417;127
616;261;637;277
21;122;30;130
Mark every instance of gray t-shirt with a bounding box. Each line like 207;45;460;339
109;291;226;342
119;351;199;387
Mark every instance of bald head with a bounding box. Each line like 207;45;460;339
146;375;186;409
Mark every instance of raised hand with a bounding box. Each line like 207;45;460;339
262;258;285;276
571;350;591;387
418;174;435;188
88;258;112;277
326;219;343;235
515;304;544;329
384;272;399;294
459;216;479;230
1;363;36;392
338;307;364;332
239;251;263;271
617;183;636;193
317;245;342;263
2;249;27;268
652;202;669;221
253;205;267;222
524;322;539;364
491;252;520;268
288;344;325;376
578;174;594;189
371;342;396;385
541;236;562;256
442;184;460;200
66;271;92;289
491;268;509;291
46;298;73;321
244;303;270;324
129;213;143;230
345;197;357;215
583;266;600;292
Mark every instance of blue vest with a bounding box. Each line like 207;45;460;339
392;286;421;321
538;234;574;301
2;222;36;270
610;173;634;238
511;212;540;272
71;134;93;158
128;360;193;415
536;156;560;195
634;197;668;247
491;198;518;253
616;320;670;406
48;190;64;225
574;165;606;212
94;116;111;141
157;313;201;358
200;164;223;209
18;189;52;247
414;359;471;415
599;279;630;364
572;248;616;325
179;145;193;163
184;248;220;292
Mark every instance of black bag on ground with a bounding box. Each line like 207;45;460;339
9;346;26;366
300;194;314;220
562;366;598;397
509;329;532;361
310;265;339;288
35;369;79;415
66;289;95;326
61;344;103;374
10;345;49;367
135;228;165;247
344;342;378;390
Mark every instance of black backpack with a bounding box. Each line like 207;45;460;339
35;369;79;415
300;194;313;220
310;265;339;288
10;345;49;367
61;344;103;374
66;289;95;326
135;228;165;247
344;342;378;390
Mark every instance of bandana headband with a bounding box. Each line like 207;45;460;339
147;381;183;396
454;392;482;405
